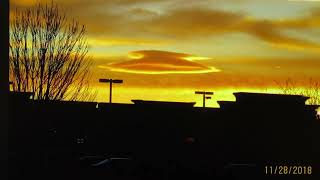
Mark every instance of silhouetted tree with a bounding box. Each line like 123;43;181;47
9;1;93;101
275;78;320;105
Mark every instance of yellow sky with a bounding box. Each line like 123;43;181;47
10;0;320;106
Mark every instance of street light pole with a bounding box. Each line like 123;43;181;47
203;93;205;107
109;80;112;103
195;91;214;107
99;78;123;103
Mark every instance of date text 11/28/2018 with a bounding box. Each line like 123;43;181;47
265;166;312;175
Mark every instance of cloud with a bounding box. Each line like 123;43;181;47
141;7;244;37
87;37;169;46
93;55;320;89
9;0;320;52
10;0;50;7
98;50;221;74
9;0;164;8
272;7;320;29
288;0;320;1
241;19;320;51
129;8;159;19
139;7;320;52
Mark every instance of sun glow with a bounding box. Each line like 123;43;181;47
92;86;287;108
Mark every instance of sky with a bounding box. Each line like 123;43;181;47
10;0;320;107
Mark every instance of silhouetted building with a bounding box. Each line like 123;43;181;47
8;91;320;179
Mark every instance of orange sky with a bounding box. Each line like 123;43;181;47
10;0;320;107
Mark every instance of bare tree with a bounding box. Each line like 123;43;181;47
275;78;320;105
9;1;94;101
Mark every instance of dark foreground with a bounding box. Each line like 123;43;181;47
9;92;320;179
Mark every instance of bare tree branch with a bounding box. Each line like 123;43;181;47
9;1;94;101
275;78;320;105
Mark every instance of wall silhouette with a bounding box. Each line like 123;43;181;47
9;91;320;179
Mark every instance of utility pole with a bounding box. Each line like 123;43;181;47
99;79;123;103
195;91;214;107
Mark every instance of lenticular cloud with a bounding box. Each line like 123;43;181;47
99;50;221;74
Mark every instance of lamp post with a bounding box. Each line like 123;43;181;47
99;79;123;103
195;91;214;107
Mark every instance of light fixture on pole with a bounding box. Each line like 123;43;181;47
99;79;123;103
195;91;214;107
